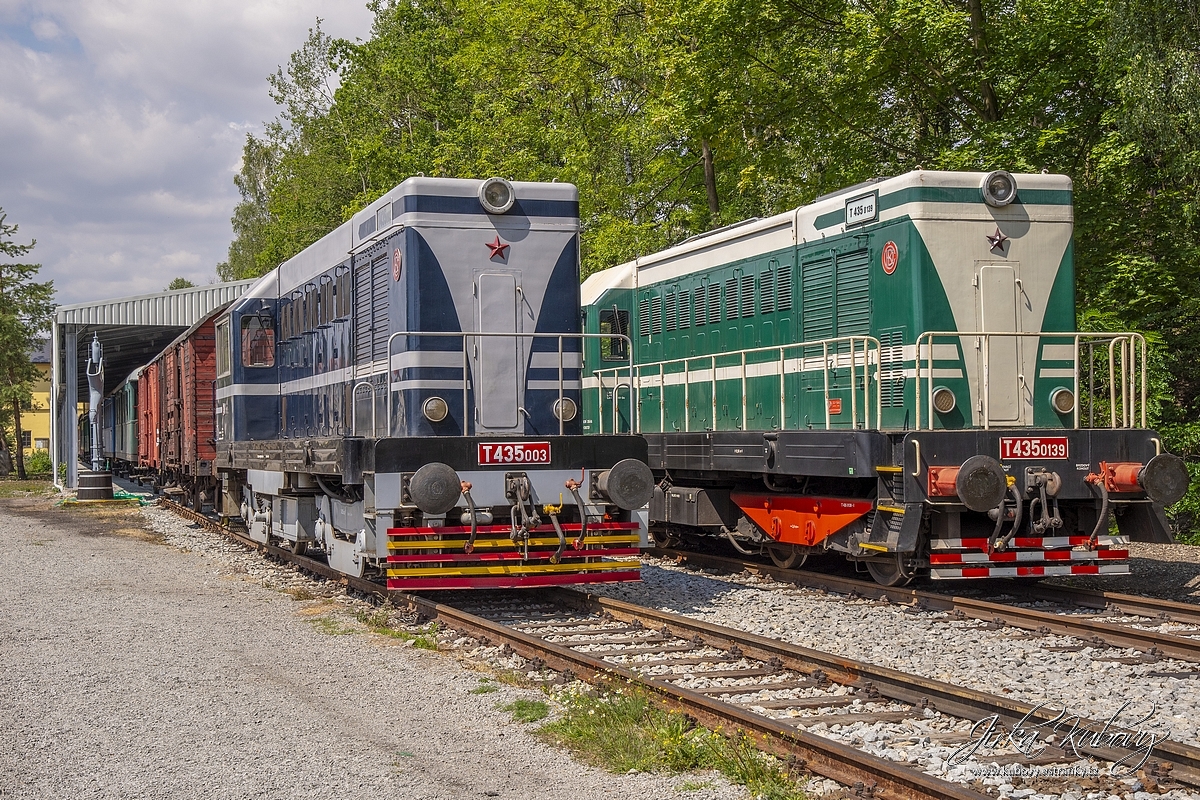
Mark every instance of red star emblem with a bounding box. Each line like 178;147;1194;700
986;227;1008;251
485;235;509;259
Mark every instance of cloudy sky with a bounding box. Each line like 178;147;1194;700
0;0;374;306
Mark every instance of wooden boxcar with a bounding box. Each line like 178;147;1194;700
137;360;162;475
133;310;220;508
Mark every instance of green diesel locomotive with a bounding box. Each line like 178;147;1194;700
580;170;1189;585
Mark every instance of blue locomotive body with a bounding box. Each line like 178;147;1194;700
214;177;651;589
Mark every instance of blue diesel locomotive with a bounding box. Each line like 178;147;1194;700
214;177;654;589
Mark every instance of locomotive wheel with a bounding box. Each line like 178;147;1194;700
650;528;677;548
865;554;914;587
768;545;807;570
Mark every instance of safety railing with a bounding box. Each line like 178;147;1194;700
593;335;881;433
357;330;637;437
915;331;1147;431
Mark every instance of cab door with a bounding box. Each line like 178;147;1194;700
474;272;522;433
976;262;1024;425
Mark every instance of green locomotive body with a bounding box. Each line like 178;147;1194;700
580;170;1188;584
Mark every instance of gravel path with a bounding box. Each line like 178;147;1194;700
589;555;1200;778
0;500;741;800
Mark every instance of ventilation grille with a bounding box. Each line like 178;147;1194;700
880;329;906;408
639;298;650;337
694;287;707;326
761;271;776;314
665;293;677;331
802;257;834;342
740;275;755;317
777;266;793;311
708;285;722;324
835;250;871;335
651;296;663;335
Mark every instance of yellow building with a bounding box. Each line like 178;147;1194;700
19;340;53;457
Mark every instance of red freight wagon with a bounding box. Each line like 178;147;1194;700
137;360;162;473
134;308;223;510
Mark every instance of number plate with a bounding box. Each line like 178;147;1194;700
477;441;552;465
999;436;1069;460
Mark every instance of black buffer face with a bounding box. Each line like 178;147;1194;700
1141;453;1189;506
409;462;463;515
955;455;1009;512
597;458;655;511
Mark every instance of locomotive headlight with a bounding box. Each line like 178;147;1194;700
423;396;449;423
553;397;577;422
981;170;1017;207
1050;387;1075;415
478;177;516;214
932;386;957;414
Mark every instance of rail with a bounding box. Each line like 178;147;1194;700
915;331;1147;431
356;330;637;437
593;335;881;433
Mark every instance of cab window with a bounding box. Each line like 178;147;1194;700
216;321;231;377
599;308;629;362
241;315;275;368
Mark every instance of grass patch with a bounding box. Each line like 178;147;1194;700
677;779;715;792
492;667;536;688
282;586;316;601
355;608;439;650
537;686;806;800
0;479;56;498
469;678;500;695
308;616;356;636
502;699;550;723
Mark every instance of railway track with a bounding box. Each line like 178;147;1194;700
154;499;1200;798
651;547;1200;669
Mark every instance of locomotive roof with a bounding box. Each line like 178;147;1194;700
582;170;1072;300
237;177;581;304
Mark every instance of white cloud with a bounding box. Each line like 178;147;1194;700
0;0;374;305
29;18;60;39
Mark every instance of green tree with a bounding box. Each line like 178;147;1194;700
166;277;196;290
0;208;54;480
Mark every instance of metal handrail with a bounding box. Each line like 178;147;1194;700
381;330;635;437
915;331;1148;431
593;335;881;433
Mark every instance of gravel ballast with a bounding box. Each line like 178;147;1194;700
590;552;1200;761
0;501;740;800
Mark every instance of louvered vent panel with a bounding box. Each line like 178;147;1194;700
694;287;706;326
802;257;835;342
651;296;663;335
761;272;775;314
708;285;722;324
665;293;677;330
678;292;690;328
354;261;374;365
881;329;906;407
741;275;755;317
371;256;391;361
777;267;794;310
835;250;871;335
724;279;738;320
639;298;651;337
